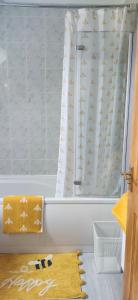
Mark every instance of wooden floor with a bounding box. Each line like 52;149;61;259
79;253;123;300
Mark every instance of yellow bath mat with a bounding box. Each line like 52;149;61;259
0;251;87;299
3;195;44;233
112;192;128;232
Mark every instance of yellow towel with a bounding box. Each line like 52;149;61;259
3;195;44;233
112;192;128;233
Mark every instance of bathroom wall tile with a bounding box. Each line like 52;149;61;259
45;159;58;174
7;46;26;79
46;93;61;118
0;143;11;160
0;115;10;143
30;159;57;175
11;140;29;160
0;72;9;115
46;70;62;94
47;28;64;45
0;160;12;175
24;7;44;17
0;18;6;41
46;108;61;134
27;85;45;102
8;65;26;82
0;131;10;144
45;16;65;43
44;8;66;18
9;96;29;116
27;66;45;85
46;142;59;160
5;17;25;42
10;114;29;142
29;117;47;160
8;73;26;86
29;110;46;123
46;41;64;70
47;92;61;106
28;90;45;112
0;8;8;17
46;91;60;146
30;159;47;174
7;42;26;69
0;6;64;175
27;93;46;115
0;7;26;17
30;132;47;149
27;79;45;95
26;40;45;55
47;116;60;132
27;42;45;66
29;113;46;134
0;93;9;115
27;77;45;96
25;17;45;42
45;13;64;24
8;79;26;99
30;142;46;159
12;160;30;175
47;124;60;140
0;59;8;84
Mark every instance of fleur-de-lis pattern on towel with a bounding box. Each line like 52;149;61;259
56;7;137;197
3;196;43;233
20;198;28;203
4;203;12;210
34;219;41;225
5;218;13;225
20;211;28;218
33;204;42;211
20;225;28;232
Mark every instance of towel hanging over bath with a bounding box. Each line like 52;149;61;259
112;192;128;233
3;195;44;233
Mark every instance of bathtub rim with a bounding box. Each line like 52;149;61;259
0;197;118;204
0;175;118;204
0;174;56;183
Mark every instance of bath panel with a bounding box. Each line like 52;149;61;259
0;175;117;253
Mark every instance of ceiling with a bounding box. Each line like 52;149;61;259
0;0;138;6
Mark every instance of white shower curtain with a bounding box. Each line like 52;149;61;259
56;7;137;197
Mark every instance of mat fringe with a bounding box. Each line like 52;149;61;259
77;250;88;299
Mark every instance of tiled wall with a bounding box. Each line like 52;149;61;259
0;7;65;174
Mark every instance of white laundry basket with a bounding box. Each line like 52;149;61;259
93;221;122;273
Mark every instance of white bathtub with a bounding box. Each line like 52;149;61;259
0;175;117;253
0;175;57;197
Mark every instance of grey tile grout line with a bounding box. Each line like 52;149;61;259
24;15;31;175
6;31;13;175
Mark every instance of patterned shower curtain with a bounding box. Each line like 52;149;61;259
56;7;137;197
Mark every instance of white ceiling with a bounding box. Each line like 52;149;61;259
1;0;138;6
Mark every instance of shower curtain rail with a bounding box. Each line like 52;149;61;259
0;1;137;10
